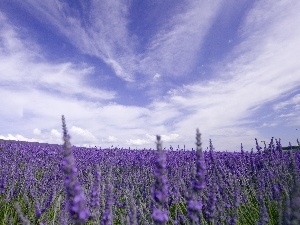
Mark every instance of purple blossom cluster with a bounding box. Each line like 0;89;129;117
61;115;91;224
151;135;169;224
186;129;206;224
0;117;300;224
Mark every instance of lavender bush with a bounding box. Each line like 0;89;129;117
0;116;299;224
61;115;91;224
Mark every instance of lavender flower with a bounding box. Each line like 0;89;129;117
230;175;240;225
283;197;292;225
32;188;56;221
89;164;101;219
151;135;169;224
257;179;269;225
61;115;91;224
43;188;56;213
290;173;300;224
289;141;293;151
275;138;282;152
14;202;31;225
255;138;262;153
204;172;217;223
5;175;16;202
193;129;206;193
152;208;169;224
125;188;138;225
101;176;114;225
187;129;206;224
35;200;42;220
0;175;7;195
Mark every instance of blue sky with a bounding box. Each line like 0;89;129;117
0;0;299;151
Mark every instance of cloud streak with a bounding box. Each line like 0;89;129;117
0;11;115;101
19;0;136;82
131;0;300;150
138;1;222;78
17;0;223;85
0;1;299;151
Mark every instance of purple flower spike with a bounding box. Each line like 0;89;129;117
257;180;269;225
151;135;169;224
0;176;7;195
290;179;300;223
187;129;206;224
90;164;101;219
188;200;202;211
14;202;31;225
61;115;91;224
152;208;169;224
255;138;262;152
126;189;138;225
101;179;114;225
194;129;206;192
35;201;42;220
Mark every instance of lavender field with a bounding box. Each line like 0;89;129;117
1;116;300;225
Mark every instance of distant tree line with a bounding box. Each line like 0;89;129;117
282;145;299;151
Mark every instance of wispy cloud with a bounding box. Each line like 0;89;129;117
17;0;223;86
0;1;299;151
279;113;297;118
273;94;300;111
260;123;277;128
126;133;180;147
20;0;136;82
273;94;300;127
142;0;300;149
0;12;116;101
138;1;222;78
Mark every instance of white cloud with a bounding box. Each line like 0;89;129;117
271;94;300;127
153;73;161;81
273;94;300;111
15;0;223;86
138;1;222;78
0;1;299;151
107;136;118;142
19;0;136;82
126;133;181;147
0;12;116;101
279;113;297;118
161;134;180;142
260;123;277;128
145;133;180;143
126;138;151;146
50;129;61;138
70;126;97;142
33;128;41;135
138;0;300;150
0;134;39;142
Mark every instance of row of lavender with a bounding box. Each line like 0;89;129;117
0;116;300;224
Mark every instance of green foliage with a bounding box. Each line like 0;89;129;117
237;196;260;225
0;181;293;225
35;169;44;181
1;140;298;224
113;194;127;225
0;191;34;224
167;200;189;225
